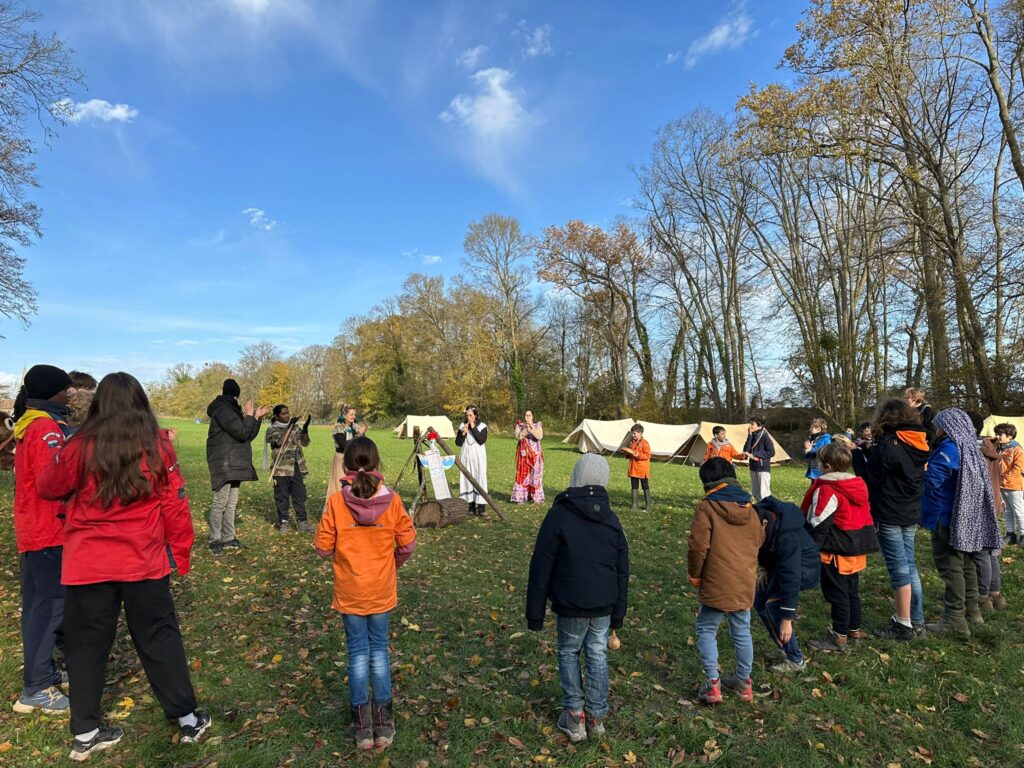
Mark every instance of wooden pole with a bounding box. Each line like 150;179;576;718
267;420;299;480
428;427;507;522
392;428;421;491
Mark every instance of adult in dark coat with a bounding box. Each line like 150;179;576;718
206;379;269;554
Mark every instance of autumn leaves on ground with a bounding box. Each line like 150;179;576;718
1;422;1022;768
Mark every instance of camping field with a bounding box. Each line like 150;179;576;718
1;421;1023;767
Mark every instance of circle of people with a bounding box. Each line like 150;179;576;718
7;367;1012;757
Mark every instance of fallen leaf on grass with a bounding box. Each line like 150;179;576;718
508;736;525;750
971;729;991;741
624;751;638;764
0;742;12;753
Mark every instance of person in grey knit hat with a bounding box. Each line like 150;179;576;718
526;452;628;744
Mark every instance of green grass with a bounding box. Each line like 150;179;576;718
1;420;1022;767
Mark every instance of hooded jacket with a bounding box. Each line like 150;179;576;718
205;395;261;491
755;496;820;619
703;439;744;464
37;434;195;584
921;436;959;531
687;481;765;611
13;402;70;553
526;486;629;630
802;473;878;557
865;423;930;527
314;482;416;615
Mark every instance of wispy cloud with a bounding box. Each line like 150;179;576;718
402;248;443;266
439;67;538;190
457;45;488;69
517;21;553;58
53;98;140;124
242;207;278;231
681;5;754;69
665;51;682;65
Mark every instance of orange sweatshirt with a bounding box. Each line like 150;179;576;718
626;437;651;479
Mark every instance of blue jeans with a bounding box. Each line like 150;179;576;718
556;615;610;717
342;613;392;707
754;585;803;664
695;604;753;681
876;523;924;625
20;548;65;694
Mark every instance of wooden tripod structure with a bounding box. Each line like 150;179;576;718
394;426;506;522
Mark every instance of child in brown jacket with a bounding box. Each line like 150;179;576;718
687;458;765;704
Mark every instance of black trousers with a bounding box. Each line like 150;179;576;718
629;477;650;491
20;547;65;693
819;560;861;636
64;577;197;735
274;475;307;523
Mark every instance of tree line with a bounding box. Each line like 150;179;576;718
150;0;1024;430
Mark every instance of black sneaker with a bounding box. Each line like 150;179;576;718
874;618;914;641
208;541;225;556
180;711;212;743
222;539;243;549
69;726;123;762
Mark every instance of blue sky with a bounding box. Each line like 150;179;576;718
0;0;805;391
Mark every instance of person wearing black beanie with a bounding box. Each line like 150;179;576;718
205;379;270;554
11;364;73;714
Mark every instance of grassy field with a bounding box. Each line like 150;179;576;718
1;420;1023;767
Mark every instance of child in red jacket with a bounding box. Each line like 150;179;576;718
38;373;208;761
802;441;878;652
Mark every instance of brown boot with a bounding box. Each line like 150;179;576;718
847;628;869;641
351;704;374;750
373;699;395;748
991;592;1008;610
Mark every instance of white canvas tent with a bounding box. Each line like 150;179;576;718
562;418;636;454
393;415;456;439
981;415;1024;439
673;421;792;465
635;420;699;459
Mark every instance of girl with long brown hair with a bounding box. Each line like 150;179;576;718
38;372;209;761
314;436;416;751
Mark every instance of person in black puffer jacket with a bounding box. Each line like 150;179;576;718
526;454;629;743
205;379;269;554
865;399;930;640
753;495;820;674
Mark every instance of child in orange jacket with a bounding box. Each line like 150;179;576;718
315;436;416;751
995;423;1024;544
622;423;652;513
703;426;747;465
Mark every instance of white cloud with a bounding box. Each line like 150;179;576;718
242;207;278;231
440;68;538;190
683;6;754;69
457;45;488;69
665;51;682;65
175;339;201;347
402;248;443;266
224;0;273;14
519;22;553;58
53;98;139;124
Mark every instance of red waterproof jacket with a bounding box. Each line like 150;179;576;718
37;434;195;585
13;414;67;553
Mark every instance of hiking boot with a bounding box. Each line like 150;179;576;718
769;658;806;674
720;673;754;702
180;711;212;743
557;708;587;743
979;595;994;613
372;699;395;748
874;618;914;642
698;678;723;705
278;520;291;533
208;541;225;556
991;592;1008;610
847;629;869;641
296;520;312;534
69;726;123;762
585;713;605;737
222;539;243;549
967;607;985;625
13;686;69;714
913;623;928;638
351;704;374;750
925;619;971;640
808;629;848;653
